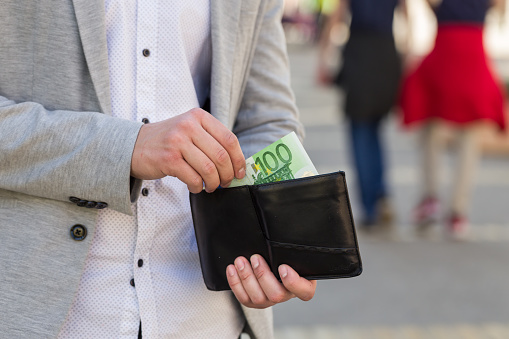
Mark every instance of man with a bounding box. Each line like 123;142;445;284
0;0;316;338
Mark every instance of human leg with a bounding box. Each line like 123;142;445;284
349;119;388;226
446;126;481;239
414;121;442;226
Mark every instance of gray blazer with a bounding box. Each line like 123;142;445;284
0;0;303;338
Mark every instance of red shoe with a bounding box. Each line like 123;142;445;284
446;214;469;241
413;197;440;227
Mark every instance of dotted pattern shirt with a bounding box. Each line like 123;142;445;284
57;1;244;338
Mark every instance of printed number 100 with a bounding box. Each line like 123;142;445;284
253;143;292;175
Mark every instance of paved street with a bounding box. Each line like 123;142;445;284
272;45;509;338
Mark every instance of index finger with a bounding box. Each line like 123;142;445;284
200;113;246;179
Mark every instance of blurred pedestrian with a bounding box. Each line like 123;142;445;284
399;0;507;239
318;0;407;230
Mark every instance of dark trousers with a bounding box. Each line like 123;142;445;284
349;120;388;223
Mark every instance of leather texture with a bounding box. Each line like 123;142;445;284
190;171;362;291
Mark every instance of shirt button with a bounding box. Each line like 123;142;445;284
141;188;149;196
130;278;135;287
138;259;144;267
142;49;150;57
70;224;87;241
142;118;150;124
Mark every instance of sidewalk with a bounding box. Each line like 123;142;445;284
272;44;509;339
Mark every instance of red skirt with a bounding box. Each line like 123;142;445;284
399;25;506;130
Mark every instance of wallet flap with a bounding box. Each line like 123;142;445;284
250;172;358;249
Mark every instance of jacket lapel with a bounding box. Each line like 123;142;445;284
73;0;241;120
72;0;112;115
210;0;241;127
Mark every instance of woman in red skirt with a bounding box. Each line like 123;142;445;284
399;0;506;239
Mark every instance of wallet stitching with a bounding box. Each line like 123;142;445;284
269;240;358;254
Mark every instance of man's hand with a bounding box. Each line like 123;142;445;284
131;108;246;193
226;255;317;309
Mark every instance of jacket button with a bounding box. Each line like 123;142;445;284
142;118;150;124
142;49;150;57
95;202;108;209
130;278;135;287
85;201;97;208
77;200;87;207
141;188;149;196
70;224;87;241
69;197;80;204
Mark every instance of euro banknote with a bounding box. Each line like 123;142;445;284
228;131;318;187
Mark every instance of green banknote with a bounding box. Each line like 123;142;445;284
229;131;318;188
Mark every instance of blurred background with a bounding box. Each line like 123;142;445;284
272;0;509;338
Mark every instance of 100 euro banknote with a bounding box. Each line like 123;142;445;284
228;132;318;188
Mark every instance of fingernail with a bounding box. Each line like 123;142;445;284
251;255;259;269
227;265;236;277
238;167;245;178
279;265;288;279
235;259;245;271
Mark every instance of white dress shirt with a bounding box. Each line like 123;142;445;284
57;1;245;338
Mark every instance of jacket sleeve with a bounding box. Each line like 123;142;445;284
232;0;304;158
0;95;143;215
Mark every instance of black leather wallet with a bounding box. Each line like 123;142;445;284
189;171;362;291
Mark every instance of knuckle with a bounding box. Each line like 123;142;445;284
188;176;203;192
189;107;205;119
202;161;217;176
166;132;185;146
239;270;253;281
228;278;242;289
165;150;182;164
215;148;230;164
224;132;239;148
190;175;202;187
177;117;196;132
254;268;267;280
